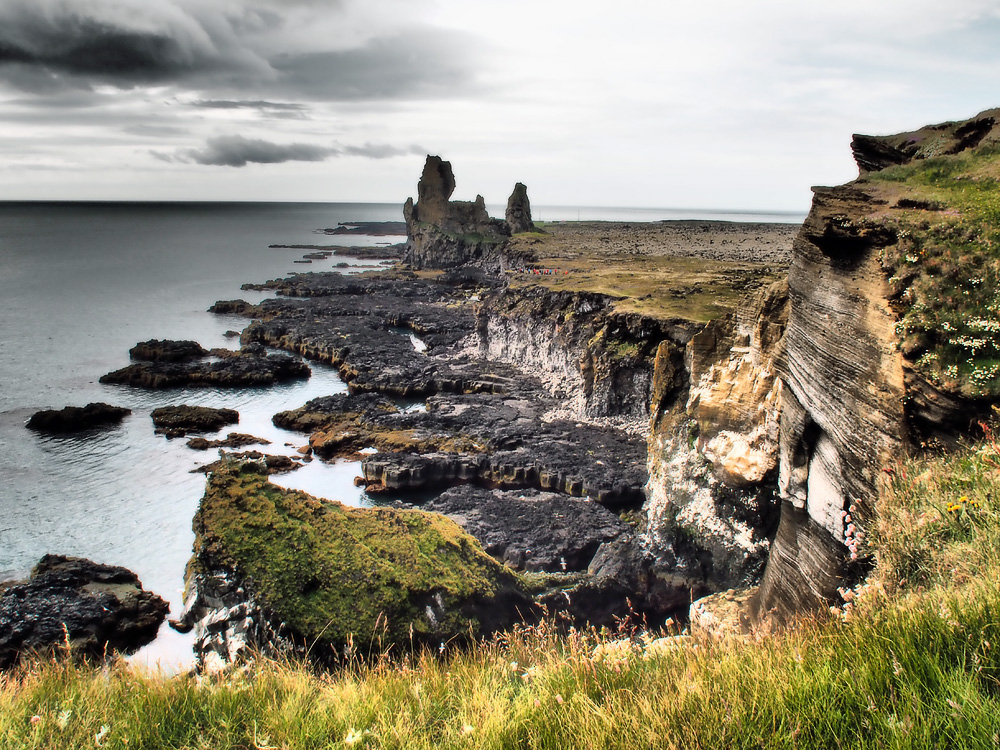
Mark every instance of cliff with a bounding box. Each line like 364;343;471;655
755;109;1000;621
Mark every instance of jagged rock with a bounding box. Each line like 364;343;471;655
26;402;130;433
172;465;533;669
100;346;310;389
186;433;269;451
128;339;207;362
419;486;628;572
0;555;168;668
208;299;264;317
506;182;536;234
403;155;511;270
151;405;239;435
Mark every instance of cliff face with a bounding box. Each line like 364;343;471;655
644;280;787;595
755;109;1000;620
476;286;699;421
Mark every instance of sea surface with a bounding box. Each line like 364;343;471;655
0;201;805;671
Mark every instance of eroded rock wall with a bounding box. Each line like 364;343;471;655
476;286;698;421
644;281;787;595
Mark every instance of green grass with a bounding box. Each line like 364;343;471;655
865;145;1000;396
5;439;1000;748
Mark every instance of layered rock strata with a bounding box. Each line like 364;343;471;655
754;109;1000;621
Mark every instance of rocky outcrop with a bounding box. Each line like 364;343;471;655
506;182;535;234
172;464;533;670
129;339;208;362
150;405;240;436
186;433;269;450
100;343;310;389
402;155;512;270
26;402;131;433
0;555;168;668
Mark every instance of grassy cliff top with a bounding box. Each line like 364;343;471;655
506;220;794;323
856;133;1000;397
193;463;527;650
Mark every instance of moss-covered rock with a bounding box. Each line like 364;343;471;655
187;463;533;662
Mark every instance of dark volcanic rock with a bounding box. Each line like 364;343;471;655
505;182;536;234
151;405;240;435
26;402;131;433
129;339;208;362
403;155;511;270
0;555;168;668
420;486;628;572
100;346;310;389
186;433;270;451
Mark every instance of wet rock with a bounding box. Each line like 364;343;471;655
26;402;131;433
186;433;270;451
100;347;310;389
151;405;239;435
129;339;207;362
192;452;303;475
0;555;168;668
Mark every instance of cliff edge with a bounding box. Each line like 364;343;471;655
755;108;1000;621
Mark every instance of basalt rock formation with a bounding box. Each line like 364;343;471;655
129;339;208;363
753;109;1000;622
403;155;526;271
101;342;310;389
0;555;168;668
150;405;240;436
506;182;536;234
26;402;131;433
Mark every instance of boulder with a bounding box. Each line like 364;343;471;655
0;555;168;668
26;402;130;433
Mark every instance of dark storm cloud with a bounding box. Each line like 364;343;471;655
181;134;337;166
271;30;481;101
0;1;482;102
169;134;427;167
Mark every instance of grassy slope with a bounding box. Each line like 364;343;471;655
4;439;1000;748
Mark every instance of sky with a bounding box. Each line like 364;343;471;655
2;0;1000;211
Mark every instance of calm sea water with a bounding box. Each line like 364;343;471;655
0;201;805;670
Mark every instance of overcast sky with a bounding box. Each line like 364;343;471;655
2;0;1000;210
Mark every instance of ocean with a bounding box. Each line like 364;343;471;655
0;201;805;670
